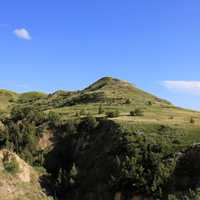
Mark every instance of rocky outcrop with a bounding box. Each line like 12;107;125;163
0;149;52;200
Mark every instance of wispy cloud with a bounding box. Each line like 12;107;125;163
13;28;32;40
162;80;200;94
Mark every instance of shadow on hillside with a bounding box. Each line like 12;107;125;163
39;175;57;200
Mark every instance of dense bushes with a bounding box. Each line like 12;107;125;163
0;106;47;165
0;104;199;200
44;118;183;200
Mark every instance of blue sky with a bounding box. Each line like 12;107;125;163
0;0;200;109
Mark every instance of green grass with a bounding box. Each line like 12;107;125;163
1;76;200;145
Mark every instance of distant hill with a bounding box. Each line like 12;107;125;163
1;77;200;200
0;76;200;135
83;76;172;105
0;90;18;113
0;76;172;111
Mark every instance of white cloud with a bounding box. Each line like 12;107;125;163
163;80;200;94
13;28;31;40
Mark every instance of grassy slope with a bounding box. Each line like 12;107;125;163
0;90;18;113
48;77;200;145
1;77;200;144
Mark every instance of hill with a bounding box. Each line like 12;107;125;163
43;77;200;140
0;90;18;113
1;77;200;199
1;76;200;142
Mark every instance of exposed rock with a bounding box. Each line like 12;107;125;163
0;149;52;200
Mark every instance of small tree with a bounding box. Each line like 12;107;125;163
130;108;143;116
106;110;120;118
75;111;80;117
147;101;152;106
98;104;104;114
48;111;61;127
4;157;19;174
125;99;132;104
190;117;195;124
79;115;98;131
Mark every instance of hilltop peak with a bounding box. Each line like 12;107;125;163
84;76;134;92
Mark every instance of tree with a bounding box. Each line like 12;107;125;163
78;115;99;132
106;110;120;118
190;117;195;124
130;108;143;116
125;99;132;104
48;111;62;127
98;104;104;114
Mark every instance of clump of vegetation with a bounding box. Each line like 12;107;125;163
125;98;132;104
106;110;120;118
130;108;143;116
75;111;80;117
0;106;47;165
48;111;62;127
190;117;195;124
17;91;47;104
1;77;200;200
80;109;87;116
44;119;184;200
3;157;19;174
98;104;104;114
147;100;152;106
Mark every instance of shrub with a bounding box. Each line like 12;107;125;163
147;101;152;106
125;99;132;104
48;111;62;127
106;110;120;118
79;115;99;131
75;111;80;117
130;110;135;116
130;108;143;116
190;117;195;124
98;104;104;114
4;158;19;174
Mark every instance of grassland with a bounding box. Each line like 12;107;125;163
1;76;200;145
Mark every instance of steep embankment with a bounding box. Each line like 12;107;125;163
0;149;52;200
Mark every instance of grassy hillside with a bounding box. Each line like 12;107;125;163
1;77;200;135
0;90;18;113
44;77;200;136
0;78;200;200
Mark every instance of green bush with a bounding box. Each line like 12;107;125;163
190;117;195;124
4;158;19;174
130;108;143;116
106;110;120;118
48;111;62;127
147;100;152;106
98;104;104;114
79;115;99;131
125;99;132;104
